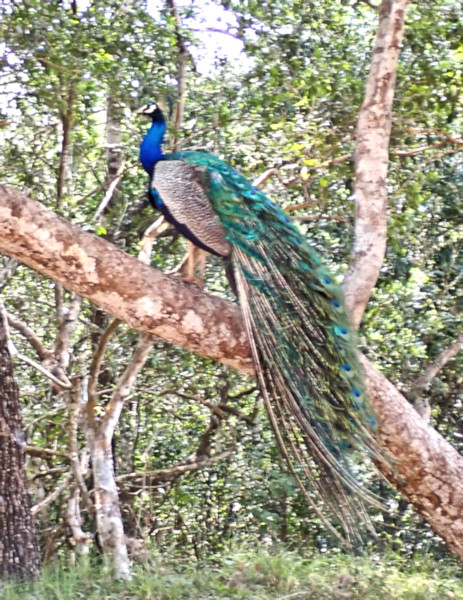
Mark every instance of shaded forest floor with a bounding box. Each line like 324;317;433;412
2;547;463;599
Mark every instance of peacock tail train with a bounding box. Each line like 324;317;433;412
136;102;382;543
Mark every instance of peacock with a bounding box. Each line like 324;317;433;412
135;101;381;542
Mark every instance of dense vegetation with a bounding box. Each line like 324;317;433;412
3;547;463;600
0;0;462;585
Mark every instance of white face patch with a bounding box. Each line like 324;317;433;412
135;103;159;115
144;103;159;114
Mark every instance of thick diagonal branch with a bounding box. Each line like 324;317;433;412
0;186;251;374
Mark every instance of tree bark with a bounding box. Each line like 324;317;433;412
361;356;463;558
343;0;411;327
57;83;75;208
86;427;131;579
94;95;125;221
1;187;463;560
85;329;153;579
85;93;129;576
0;186;251;373
0;302;40;580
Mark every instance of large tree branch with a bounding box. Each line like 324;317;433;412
1;185;463;559
0;186;251;374
361;356;463;558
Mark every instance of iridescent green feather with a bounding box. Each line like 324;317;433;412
167;149;381;542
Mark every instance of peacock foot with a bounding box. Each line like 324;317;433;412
167;256;205;288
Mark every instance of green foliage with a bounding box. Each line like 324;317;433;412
0;0;462;570
2;547;463;600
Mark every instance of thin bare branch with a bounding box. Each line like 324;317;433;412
57;83;75;208
101;333;154;438
8;339;72;389
139;216;170;264
292;214;351;224
66;486;93;554
284;200;316;213
253;168;282;187
159;388;256;426
406;127;463;147
87;318;121;423
0;257;19;290
166;0;189;152
31;473;73;516
53;293;83;373
199;26;242;40
7;312;50;360
69;380;94;514
412;332;463;395
116;449;235;485
94;161;126;221
358;0;380;10
75;163;137;206
93;96;126;221
392;141;446;157
25;445;69;460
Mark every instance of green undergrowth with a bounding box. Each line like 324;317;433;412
2;546;463;600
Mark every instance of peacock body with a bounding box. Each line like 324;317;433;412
136;102;380;541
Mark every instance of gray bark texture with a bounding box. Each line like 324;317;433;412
0;303;40;580
85;428;131;579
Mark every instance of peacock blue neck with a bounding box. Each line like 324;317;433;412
140;118;166;175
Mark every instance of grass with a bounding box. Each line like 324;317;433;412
1;547;463;600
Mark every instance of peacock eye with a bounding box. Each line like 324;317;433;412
334;325;349;337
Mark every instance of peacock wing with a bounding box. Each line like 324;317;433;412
151;160;230;257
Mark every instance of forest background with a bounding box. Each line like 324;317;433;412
0;0;462;597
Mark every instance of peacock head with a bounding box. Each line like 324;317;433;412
135;102;165;123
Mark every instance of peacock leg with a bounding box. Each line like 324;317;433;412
169;242;208;287
167;252;189;277
192;247;208;288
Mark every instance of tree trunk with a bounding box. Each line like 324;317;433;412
83;330;154;579
85;426;130;579
0;302;40;580
343;0;411;327
94;95;125;222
